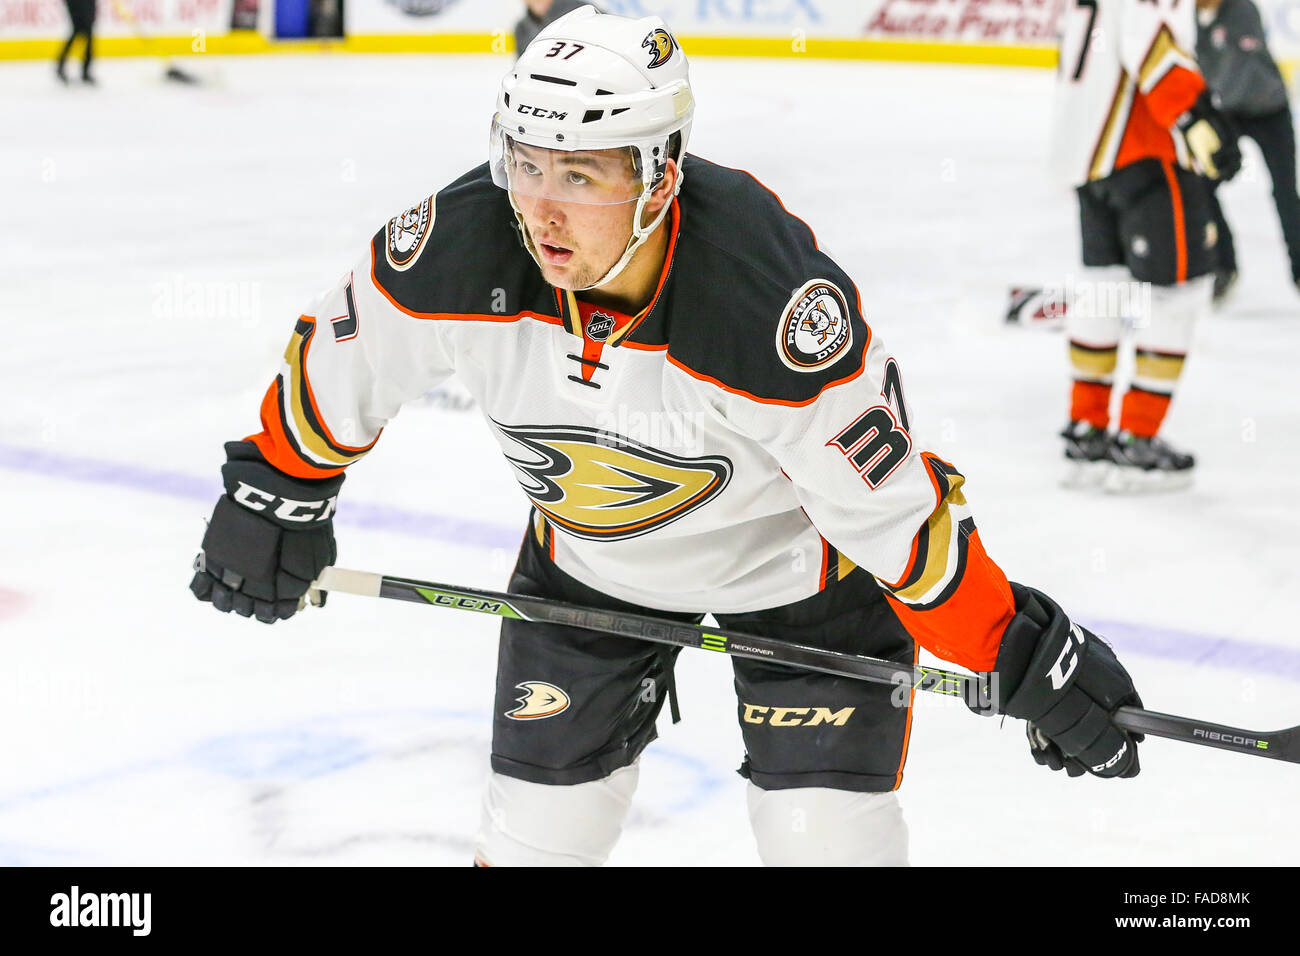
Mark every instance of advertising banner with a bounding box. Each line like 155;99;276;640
0;0;234;41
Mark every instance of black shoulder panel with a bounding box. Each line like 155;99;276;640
651;156;870;404
369;163;557;320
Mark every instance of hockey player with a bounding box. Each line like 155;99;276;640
1053;0;1241;491
190;7;1145;866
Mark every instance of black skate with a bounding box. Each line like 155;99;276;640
1212;268;1237;305
1060;421;1110;489
1104;430;1195;493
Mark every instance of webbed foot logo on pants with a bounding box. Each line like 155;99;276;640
506;681;571;720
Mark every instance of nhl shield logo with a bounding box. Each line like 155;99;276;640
777;279;853;372
586;311;616;341
386;195;434;271
506;681;570;720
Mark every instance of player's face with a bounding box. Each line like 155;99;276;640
509;144;643;290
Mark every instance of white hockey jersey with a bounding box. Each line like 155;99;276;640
1051;0;1207;186
243;158;1017;672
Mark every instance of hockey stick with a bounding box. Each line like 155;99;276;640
1005;285;1067;328
312;566;1300;765
110;0;201;84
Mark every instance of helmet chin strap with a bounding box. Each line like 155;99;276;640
510;179;677;294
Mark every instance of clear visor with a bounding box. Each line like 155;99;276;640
489;116;664;206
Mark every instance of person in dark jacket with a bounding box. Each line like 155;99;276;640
515;0;598;58
1196;0;1300;299
55;0;97;85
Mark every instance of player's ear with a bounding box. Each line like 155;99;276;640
644;158;679;215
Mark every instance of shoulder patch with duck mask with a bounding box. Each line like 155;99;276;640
386;195;435;272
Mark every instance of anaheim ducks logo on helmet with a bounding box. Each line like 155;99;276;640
506;681;570;720
492;421;732;540
642;28;676;68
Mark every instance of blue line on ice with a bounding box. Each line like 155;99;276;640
0;708;727;821
2;443;1297;679
0;442;522;551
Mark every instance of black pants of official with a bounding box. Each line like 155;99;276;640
1209;105;1300;281
57;0;96;80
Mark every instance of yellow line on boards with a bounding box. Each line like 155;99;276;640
0;31;1058;68
0;31;270;59
679;34;1057;67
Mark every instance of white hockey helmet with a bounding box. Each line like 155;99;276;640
490;5;694;289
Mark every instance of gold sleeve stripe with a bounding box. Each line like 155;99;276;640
562;290;584;338
282;325;371;467
1137;26;1198;94
1070;343;1119;377
892;471;967;604
1088;75;1135;182
1135;351;1185;381
533;510;548;548
837;550;857;581
607;317;638;347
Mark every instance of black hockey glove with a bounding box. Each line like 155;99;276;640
189;441;342;624
1177;91;1242;182
990;584;1143;779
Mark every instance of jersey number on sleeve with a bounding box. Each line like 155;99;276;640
1069;0;1098;81
882;357;910;432
331;277;359;342
827;405;912;489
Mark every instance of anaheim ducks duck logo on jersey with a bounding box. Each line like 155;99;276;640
777;279;853;372
386;195;434;271
642;28;676;68
493;421;732;540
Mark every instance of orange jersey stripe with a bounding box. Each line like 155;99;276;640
884;528;1015;674
609;199;681;347
372;245;562;327
1111;67;1202;174
663;329;871;408
246;382;347;480
1144;63;1205;129
1113;93;1179;171
1161;159;1188;282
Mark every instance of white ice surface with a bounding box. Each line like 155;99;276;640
1;53;1297;866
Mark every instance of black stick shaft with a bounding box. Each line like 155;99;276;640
314;567;1299;765
375;573;987;704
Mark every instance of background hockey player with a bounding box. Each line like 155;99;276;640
1195;0;1300;301
1053;0;1241;491
190;7;1146;866
55;0;96;85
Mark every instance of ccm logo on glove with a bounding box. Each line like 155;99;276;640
1092;739;1128;774
232;481;338;523
1047;622;1088;690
